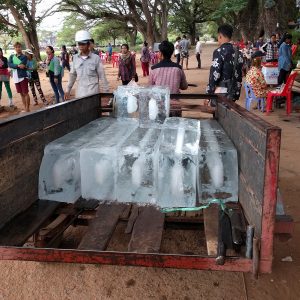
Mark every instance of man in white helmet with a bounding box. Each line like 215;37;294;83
65;30;109;99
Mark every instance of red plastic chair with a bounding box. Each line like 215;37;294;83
112;54;120;68
266;72;297;115
292;44;298;57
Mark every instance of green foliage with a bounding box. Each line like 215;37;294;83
56;15;87;46
211;0;248;22
91;20;127;45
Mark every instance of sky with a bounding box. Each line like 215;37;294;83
37;0;66;31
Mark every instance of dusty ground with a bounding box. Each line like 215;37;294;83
0;45;300;299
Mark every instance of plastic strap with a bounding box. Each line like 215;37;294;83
160;199;227;213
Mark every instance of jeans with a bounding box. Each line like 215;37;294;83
62;61;70;71
49;73;64;103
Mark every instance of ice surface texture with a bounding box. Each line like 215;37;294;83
156;118;201;208
39;118;114;203
199;120;238;203
114;85;170;127
80;119;138;201
116;127;161;204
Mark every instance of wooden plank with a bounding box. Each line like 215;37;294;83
239;173;263;237
78;203;126;251
0;109;99;228
0;200;60;246
128;206;165;253
203;204;219;256
0;94;100;148
125;206;139;234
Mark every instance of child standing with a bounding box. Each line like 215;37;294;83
0;47;14;107
25;49;47;105
8;42;30;112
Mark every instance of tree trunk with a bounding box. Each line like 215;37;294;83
189;22;196;45
128;29;137;47
28;27;41;61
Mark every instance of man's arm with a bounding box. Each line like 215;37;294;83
97;58;109;92
206;49;223;94
66;58;77;95
180;70;188;90
149;69;155;86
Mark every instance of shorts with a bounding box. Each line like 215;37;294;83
180;51;189;59
15;78;29;94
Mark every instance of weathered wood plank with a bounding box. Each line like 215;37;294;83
128;206;165;253
203;204;219;256
0;95;100;148
239;173;263;237
78;203;126;251
0;200;60;246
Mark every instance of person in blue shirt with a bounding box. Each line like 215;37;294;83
278;34;293;85
8;42;30;112
107;43;113;62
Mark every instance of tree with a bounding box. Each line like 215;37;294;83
58;0;176;46
170;0;215;44
211;0;297;41
91;21;128;46
0;0;58;60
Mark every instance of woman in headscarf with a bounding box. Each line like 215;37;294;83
117;44;136;85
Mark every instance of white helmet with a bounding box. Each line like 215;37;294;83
75;30;91;43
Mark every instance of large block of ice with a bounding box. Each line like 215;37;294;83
39;118;114;203
116;127;161;204
114;86;142;119
198;120;238;204
156;117;200;208
139;86;170;128
80;119;138;201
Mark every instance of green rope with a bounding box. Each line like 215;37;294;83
160;198;227;213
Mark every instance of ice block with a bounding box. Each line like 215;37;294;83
39;118;114;203
116;127;161;204
156;117;201;208
80;119;138;201
114;85;143;119
139;86;170;128
198;120;238;204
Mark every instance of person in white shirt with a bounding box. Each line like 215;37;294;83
174;36;181;64
195;36;202;69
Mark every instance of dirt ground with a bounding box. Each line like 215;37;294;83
0;44;300;300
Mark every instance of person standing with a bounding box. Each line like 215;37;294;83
140;41;151;77
149;40;188;94
180;35;190;70
195;36;202;69
60;45;70;71
25;49;47;106
206;24;243;103
46;46;65;104
65;30;109;99
90;39;99;55
69;45;78;61
263;34;278;62
174;37;181;65
0;47;13;107
8;42;30;112
278;34;293;85
117;44;136;85
107;43;113;62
